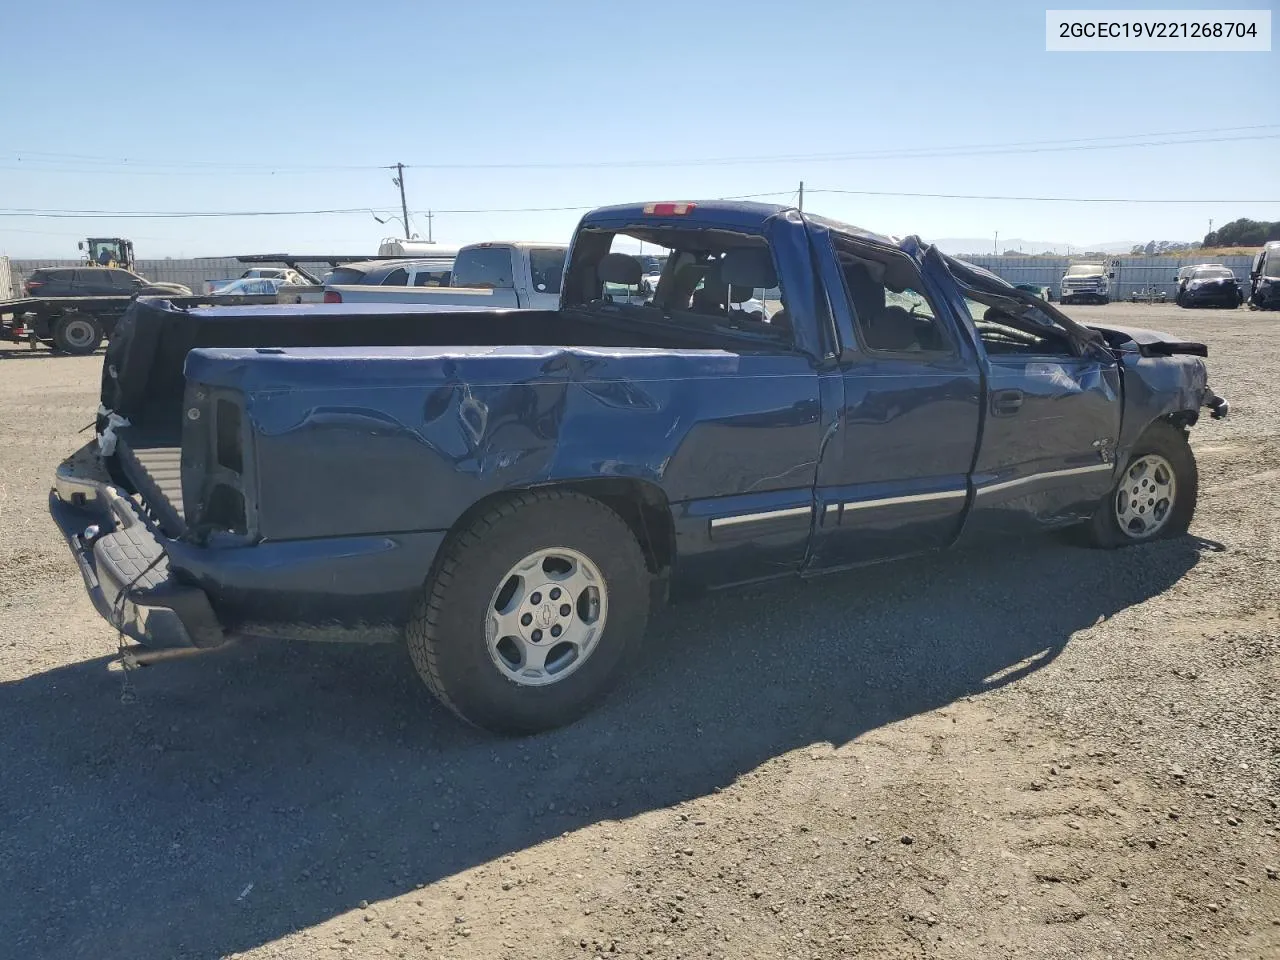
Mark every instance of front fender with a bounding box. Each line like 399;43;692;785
1116;352;1208;462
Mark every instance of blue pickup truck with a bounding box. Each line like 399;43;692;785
51;200;1228;733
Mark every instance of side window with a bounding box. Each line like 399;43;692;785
380;267;409;286
528;247;565;294
413;269;450;287
452;248;514;289
110;270;141;289
835;244;952;355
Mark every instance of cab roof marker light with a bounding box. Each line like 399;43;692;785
643;202;697;216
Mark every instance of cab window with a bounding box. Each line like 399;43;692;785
833;239;952;355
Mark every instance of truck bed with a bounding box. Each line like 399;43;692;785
115;435;186;536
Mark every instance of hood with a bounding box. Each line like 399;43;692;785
1086;323;1207;358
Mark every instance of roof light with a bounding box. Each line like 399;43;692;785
643;202;697;216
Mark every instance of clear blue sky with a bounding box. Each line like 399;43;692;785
2;0;1276;258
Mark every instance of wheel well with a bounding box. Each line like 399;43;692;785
442;480;676;576
1161;409;1199;430
553;478;675;575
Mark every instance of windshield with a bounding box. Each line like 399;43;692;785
1193;266;1233;279
1066;264;1103;276
1264;252;1280;279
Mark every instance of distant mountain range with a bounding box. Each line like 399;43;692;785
934;238;1141;256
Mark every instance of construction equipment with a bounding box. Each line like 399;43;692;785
78;238;135;271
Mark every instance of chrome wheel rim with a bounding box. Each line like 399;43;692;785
485;547;608;687
62;318;96;349
1114;454;1176;539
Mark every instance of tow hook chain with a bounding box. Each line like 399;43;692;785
109;551;164;705
116;629;137;705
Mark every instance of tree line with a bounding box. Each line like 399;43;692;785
1203;218;1280;247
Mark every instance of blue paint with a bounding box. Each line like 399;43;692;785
55;201;1225;647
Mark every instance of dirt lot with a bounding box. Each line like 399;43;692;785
1;303;1277;960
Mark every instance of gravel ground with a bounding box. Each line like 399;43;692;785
1;303;1276;960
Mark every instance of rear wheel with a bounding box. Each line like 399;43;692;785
1087;422;1197;548
52;313;104;355
406;490;650;734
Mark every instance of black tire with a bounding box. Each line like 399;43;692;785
52;313;104;355
1087;421;1197;549
1176;291;1189;308
406;489;650;734
1098;296;1109;305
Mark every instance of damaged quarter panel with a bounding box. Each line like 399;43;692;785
183;343;824;587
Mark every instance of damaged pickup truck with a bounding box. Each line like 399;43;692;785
51;201;1229;734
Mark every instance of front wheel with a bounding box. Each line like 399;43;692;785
1087;422;1197;548
52;313;104;354
406;490;650;734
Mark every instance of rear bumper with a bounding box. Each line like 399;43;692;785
51;442;448;648
50;444;224;649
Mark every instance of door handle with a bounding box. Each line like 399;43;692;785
991;389;1024;416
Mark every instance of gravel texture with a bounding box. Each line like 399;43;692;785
0;302;1276;959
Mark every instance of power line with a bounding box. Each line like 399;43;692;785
4;124;1277;176
808;188;1279;204
0;186;1275;221
0;206;399;219
395;131;1280;170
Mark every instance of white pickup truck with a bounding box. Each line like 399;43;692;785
323;242;568;310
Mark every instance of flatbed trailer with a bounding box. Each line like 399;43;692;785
1;293;281;355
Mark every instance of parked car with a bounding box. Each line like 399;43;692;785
239;267;311;283
1059;263;1110;304
1248;241;1280;310
213;277;286;297
323;243;566;310
277;258;455;304
24;266;192;299
1174;264;1243;308
51;199;1228;735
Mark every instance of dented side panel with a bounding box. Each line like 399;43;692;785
187;345;824;583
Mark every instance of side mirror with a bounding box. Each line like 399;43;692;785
77;242;85;251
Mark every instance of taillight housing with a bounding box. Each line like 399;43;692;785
323;290;342;304
24;280;42;295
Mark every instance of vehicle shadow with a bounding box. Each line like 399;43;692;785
0;533;1206;959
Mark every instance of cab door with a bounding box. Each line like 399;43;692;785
957;302;1121;542
808;235;983;569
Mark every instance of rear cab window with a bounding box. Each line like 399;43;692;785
452;247;514;289
560;223;792;346
327;267;368;285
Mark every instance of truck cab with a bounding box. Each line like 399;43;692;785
1059;262;1111;304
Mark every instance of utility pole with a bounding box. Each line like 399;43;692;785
392;163;410;239
798;180;804;212
994;231;999;255
425;210;434;243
